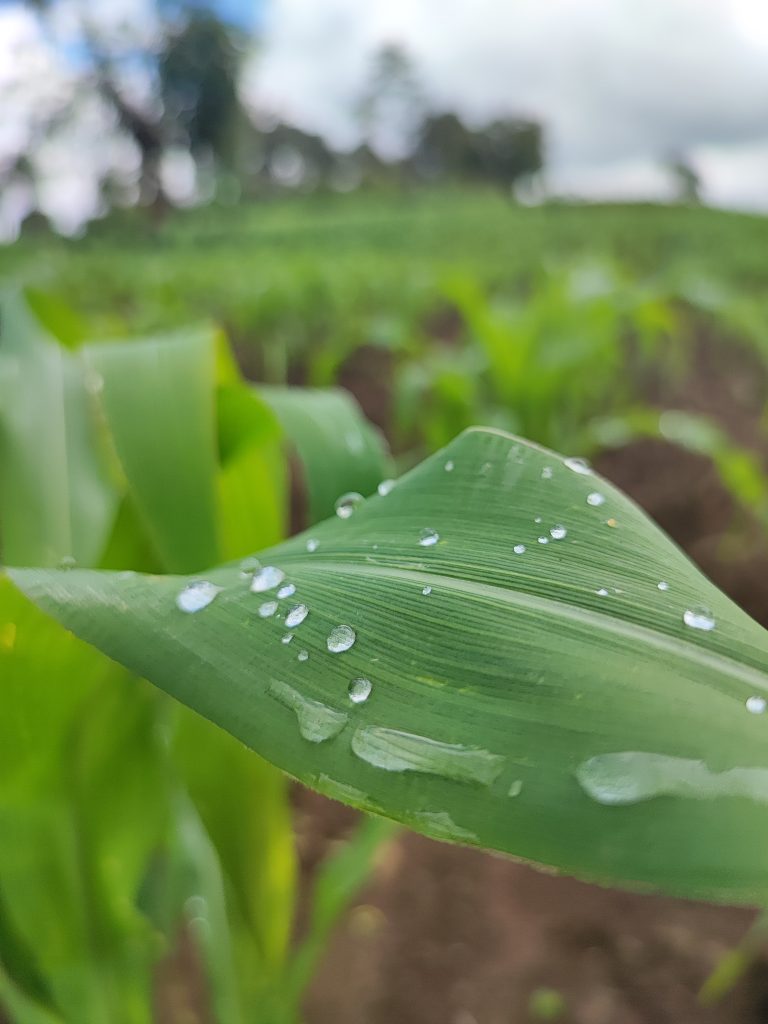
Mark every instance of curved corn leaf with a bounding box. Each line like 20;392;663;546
10;427;768;905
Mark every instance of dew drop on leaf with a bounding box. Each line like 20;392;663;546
306;538;319;553
335;492;364;519
250;566;285;592
239;556;261;578
586;492;605;507
418;528;440;547
422;585;432;595
658;581;669;591
348;677;372;704
327;625;356;653
564;456;592;475
281;634;294;645
258;601;278;618
550;525;567;540
444;459;454;472
176;580;222;614
541;466;553;480
277;583;296;599
683;606;716;631
297;650;309;662
377;479;396;496
596;587;609;597
537;536;549;545
285;604;309;628
746;696;766;715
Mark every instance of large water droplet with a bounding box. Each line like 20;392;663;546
348;677;372;704
586;491;605;507
250;566;285;593
746;696;766;715
306;538;319;553
277;583;296;599
513;544;526;554
268;679;347;743
550;524;567;540
564;456;592;475
335;491;364;519
683;606;716;631
351;727;505;786
577;751;768;806
176;580;222;613
258;600;278;618
285;604;309;628
377;478;396;497
327;625;356;653
418;528;440;547
444;459;455;472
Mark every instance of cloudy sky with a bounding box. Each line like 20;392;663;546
1;0;768;233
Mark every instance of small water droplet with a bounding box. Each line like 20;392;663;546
747;696;766;715
565;456;592;475
327;625;356;653
418;528;440;547
348;677;372;704
268;679;347;742
422;585;432;595
306;538;319;553
683;606;716;631
537;536;549;545
513;544;526;554
444;459;455;472
281;634;294;645
550;524;567;540
176;580;222;613
534;516;542;524
508;779;524;798
250;566;285;592
258;600;278;618
277;583;296;599
587;492;605;507
285;604;309;628
297;649;309;662
596;588;609;597
239;555;261;578
58;555;77;569
657;581;669;591
541;466;553;480
335;491;364;519
377;478;396;496
605;518;618;528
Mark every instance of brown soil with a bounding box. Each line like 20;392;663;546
296;323;768;1024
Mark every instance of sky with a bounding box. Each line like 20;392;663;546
1;0;767;234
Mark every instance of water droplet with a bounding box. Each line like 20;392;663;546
444;459;455;472
285;604;309;628
418;528;440;547
534;516;542;524
747;696;766;715
406;809;477;843
550;524;567;540
596;588;609;597
541;466;553;480
576;751;768;806
377;478;396;497
306;538;319;553
513;544;526;554
683;606;716;631
565;456;592;475
537;536;549;545
335;491;364;519
351;727;504;786
657;581;669;591
587;492;605;507
327;625;356;653
297;649;309;662
281;634;294;645
422;585;432;595
58;555;76;569
277;583;296;599
176;580;222;613
258;600;278;618
250;566;285;592
348;677;372;704
268;679;347;742
508;779;524;798
239;555;261;578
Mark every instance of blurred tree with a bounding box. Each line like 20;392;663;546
668;153;702;205
357;43;426;160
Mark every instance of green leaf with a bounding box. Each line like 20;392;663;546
0;292;119;567
11;427;768;905
258;385;391;525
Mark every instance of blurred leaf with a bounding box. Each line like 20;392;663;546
84;327;220;573
0;292;119;568
12;427;768;904
258;385;391;524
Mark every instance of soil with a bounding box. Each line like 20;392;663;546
294;322;768;1024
